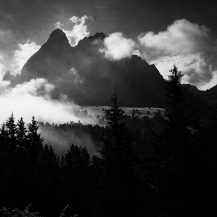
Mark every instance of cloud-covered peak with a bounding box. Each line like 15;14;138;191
7;26;166;107
76;32;106;48
55;15;92;47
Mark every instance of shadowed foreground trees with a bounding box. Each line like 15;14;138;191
100;93;142;217
0;66;217;217
158;65;192;216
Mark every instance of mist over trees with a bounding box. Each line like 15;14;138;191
0;66;217;217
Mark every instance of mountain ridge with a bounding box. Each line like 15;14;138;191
3;29;216;108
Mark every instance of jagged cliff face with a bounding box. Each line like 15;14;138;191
5;29;167;107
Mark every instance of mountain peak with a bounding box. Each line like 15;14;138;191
3;71;15;81
89;32;106;41
77;32;106;47
47;28;69;45
41;28;71;54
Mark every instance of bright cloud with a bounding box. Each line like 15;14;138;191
138;19;210;59
138;19;217;89
10;41;40;75
99;19;217;90
55;15;92;46
0;27;40;77
101;32;136;60
151;53;212;87
0;78;95;124
201;70;217;90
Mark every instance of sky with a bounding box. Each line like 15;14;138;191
0;0;217;123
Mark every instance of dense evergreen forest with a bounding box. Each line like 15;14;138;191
1;66;217;217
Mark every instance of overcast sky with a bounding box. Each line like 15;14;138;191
1;0;217;90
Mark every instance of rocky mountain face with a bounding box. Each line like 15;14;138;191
4;28;214;108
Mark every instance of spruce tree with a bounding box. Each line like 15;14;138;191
27;117;43;168
5;114;18;180
101;93;138;217
160;65;191;217
16;117;27;150
63;144;90;216
15;117;28;180
0;123;9;175
64;144;90;182
27;117;43;147
166;65;185;130
5;113;17;148
102;93;132;165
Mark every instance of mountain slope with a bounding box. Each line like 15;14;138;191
5;29;168;107
8;28;216;109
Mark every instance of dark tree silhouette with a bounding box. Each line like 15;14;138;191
102;93;134;167
61;144;91;217
16;117;27;149
157;65;193;217
27;117;43;165
100;93;141;217
1;86;217;217
166;65;185;128
164;65;191;155
0;123;9;170
5;114;17;149
27;117;43;146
